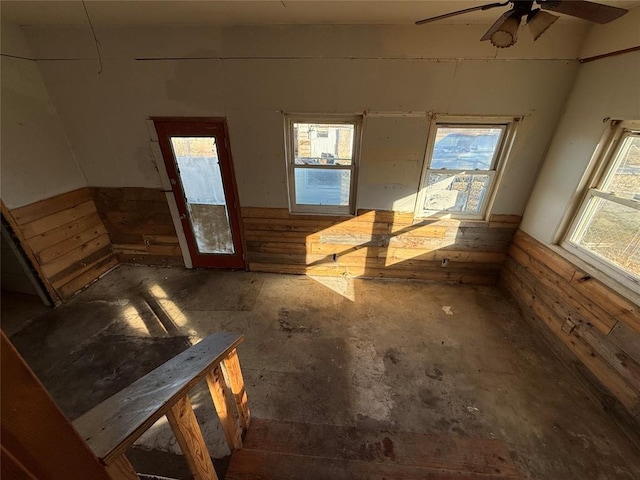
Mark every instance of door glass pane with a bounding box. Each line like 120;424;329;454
294;168;351;206
170;137;234;254
424;173;491;214
293;123;354;165
571;197;640;278
431;126;504;170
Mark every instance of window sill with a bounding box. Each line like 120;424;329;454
548;243;640;306
289;207;356;218
413;212;489;225
289;209;355;218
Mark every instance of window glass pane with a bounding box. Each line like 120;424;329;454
571;197;640;278
431;126;503;170
604;135;640;199
423;173;491;214
171;137;234;254
294;168;351;206
293;123;354;165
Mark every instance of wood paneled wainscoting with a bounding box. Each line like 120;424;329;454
91;187;184;267
243;207;520;284
3;191;520;298
2;188;116;302
500;230;640;427
2;187;184;302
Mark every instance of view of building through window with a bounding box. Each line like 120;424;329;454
293;123;354;165
292;123;354;206
287;119;360;214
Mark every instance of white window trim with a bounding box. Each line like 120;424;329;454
284;114;362;216
415;115;519;221
561;120;640;292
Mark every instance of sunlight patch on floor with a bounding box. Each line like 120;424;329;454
307;275;356;302
121;304;153;336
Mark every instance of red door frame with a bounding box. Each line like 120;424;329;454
153;118;246;269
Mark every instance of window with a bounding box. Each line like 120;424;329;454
285;115;362;215
416;116;518;219
563;121;640;287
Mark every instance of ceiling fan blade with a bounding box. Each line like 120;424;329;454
538;0;627;24
481;9;516;41
416;2;509;25
528;10;560;41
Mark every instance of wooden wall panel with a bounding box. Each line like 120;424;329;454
4;191;519;296
7;188;117;301
91;187;184;267
500;230;640;419
243;207;519;284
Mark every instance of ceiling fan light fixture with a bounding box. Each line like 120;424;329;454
490;15;521;48
528;9;559;41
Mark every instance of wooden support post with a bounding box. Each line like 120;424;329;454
222;349;251;430
105;455;139;480
166;395;218;480
207;365;242;451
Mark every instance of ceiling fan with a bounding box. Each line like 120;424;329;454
415;1;628;48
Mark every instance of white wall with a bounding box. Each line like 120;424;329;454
521;7;640;243
19;23;585;213
0;20;86;209
579;5;640;59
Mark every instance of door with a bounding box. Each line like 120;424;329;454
154;119;245;268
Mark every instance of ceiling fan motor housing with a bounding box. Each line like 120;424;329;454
490;15;521;48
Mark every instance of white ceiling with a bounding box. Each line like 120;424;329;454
2;0;639;27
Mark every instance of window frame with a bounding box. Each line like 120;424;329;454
561;120;640;290
284;114;363;216
415;115;518;220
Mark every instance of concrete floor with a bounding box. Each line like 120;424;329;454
5;265;640;479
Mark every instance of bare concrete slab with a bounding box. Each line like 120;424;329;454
7;265;640;479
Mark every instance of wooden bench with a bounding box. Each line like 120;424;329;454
73;332;250;480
